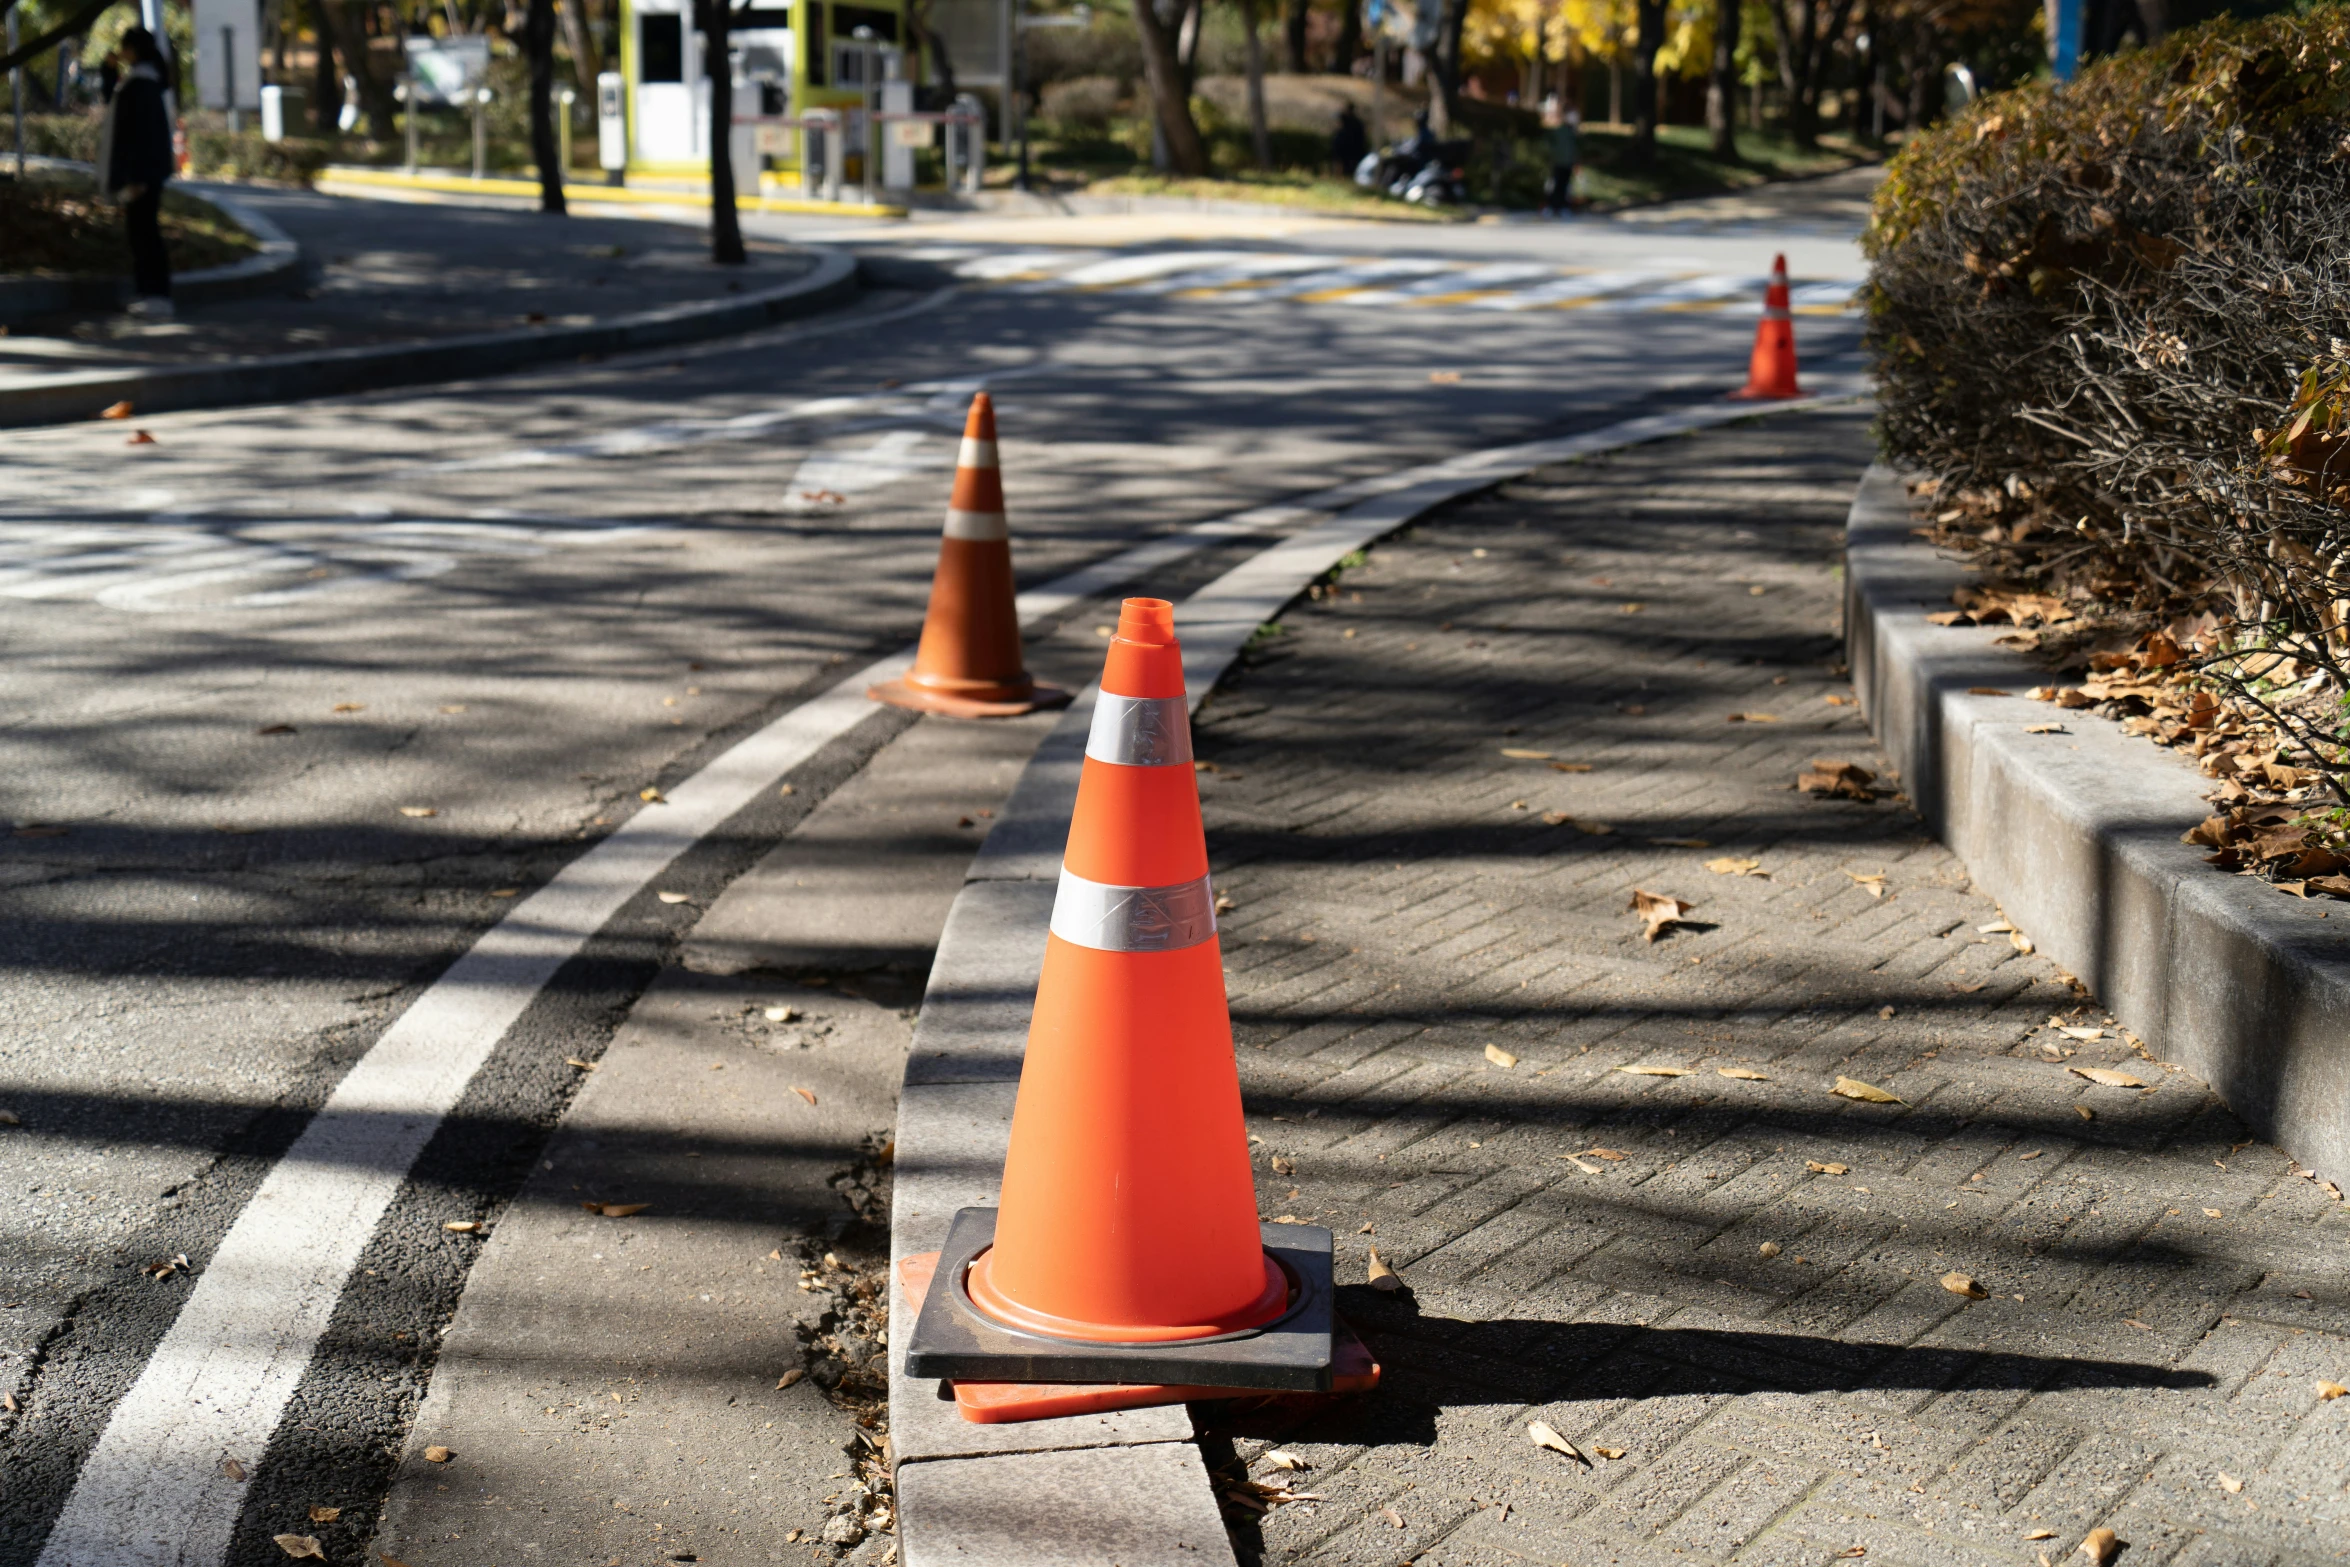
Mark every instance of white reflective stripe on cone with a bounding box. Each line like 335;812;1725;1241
958;437;999;469
1085;692;1193;768
942;508;1010;542
1048;867;1216;953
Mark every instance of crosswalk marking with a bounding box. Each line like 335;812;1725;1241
941;247;1860;317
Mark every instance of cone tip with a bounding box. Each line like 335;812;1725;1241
1115;597;1176;647
964;391;997;442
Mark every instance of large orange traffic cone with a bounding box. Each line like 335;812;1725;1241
970;595;1284;1339
902;597;1336;1396
867;393;1068;718
1731;253;1803;401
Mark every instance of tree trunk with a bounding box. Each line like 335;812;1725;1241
344;0;396;138
1766;0;1854;148
1425;0;1465;135
1282;0;1308;71
1242;0;1271;166
1332;0;1360;74
559;0;601;92
1627;0;1663;164
1132;0;1208;173
705;0;744;262
527;0;567;209
1706;0;1738;158
309;0;337;132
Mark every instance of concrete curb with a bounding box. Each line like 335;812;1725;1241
0;247;859;428
887;382;1869;1566
0;170;305;328
1844;463;2350;1187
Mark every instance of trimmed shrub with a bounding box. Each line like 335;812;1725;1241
1866;8;2350;788
1039;74;1124;133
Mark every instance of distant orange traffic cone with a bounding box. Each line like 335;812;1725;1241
867;392;1068;718
902;597;1337;1399
1732;253;1803;401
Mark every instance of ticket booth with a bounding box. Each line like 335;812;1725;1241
616;0;912;183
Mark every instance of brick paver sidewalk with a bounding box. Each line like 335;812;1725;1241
1191;407;2350;1567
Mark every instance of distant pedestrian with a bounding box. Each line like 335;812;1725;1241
98;27;175;319
1540;96;1581;216
1332;103;1368;180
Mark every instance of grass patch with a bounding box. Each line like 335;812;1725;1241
1572;122;1870;209
1;167;263;277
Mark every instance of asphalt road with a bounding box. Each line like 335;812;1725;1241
0;185;1867;1565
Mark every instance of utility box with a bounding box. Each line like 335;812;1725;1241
880;72;914;191
259;83;285;141
597;70;627;173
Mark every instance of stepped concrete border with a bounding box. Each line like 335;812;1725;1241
1845;463;2349;1188
887;383;1866;1567
0;244;858;428
0;169;305;328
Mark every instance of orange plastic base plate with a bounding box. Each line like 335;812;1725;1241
897;1252;1382;1426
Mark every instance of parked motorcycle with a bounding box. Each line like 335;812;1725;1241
1353;140;1472;207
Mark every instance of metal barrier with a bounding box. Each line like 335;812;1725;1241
730;105;987;202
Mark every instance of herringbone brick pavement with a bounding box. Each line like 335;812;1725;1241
1189;408;2350;1567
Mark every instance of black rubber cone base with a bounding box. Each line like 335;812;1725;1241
903;1208;1336;1391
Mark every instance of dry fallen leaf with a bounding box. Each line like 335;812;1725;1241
1527;1420;1589;1463
0;1110;18;1126
1594;1446;1627;1459
2075;1105;2095;1120
397;806;437;818
2056;1025;2105;1041
2218;1473;2243;1494
423;1445;454;1463
792;1086;818;1106
1706;857;1763;877
1629;888;1697;941
1380;1505;1407;1528
1584;1148;1628;1160
581;1202;650;1218
1941;1271;1990;1299
1650;837;1713;849
2203;1208;2222;1219
309;1505;342;1523
2078;1528;2121;1565
1618;1064;1693;1077
1878;1005;1898;1020
1838;1548;1867;1559
1550;761;1595;773
2316;1380;2346;1400
2123;1318;2155;1331
2069;1066;2147;1088
639;786;667;803
1759;1241;1782;1258
656;890;692;904
1726;712;1782;723
565;1056;598;1071
1832;1077;1908;1106
1485;1043;1519;1069
1367;1248;1403;1291
1270;1154;1297;1175
1428;369;1462;384
1717;1066;1768;1080
220;1457;247;1481
1806;1161;1850;1175
2025;1530;2058;1541
1845;871;1888;899
127;429;158;445
1501;748;1553;760
1264;1450;1310;1471
1562;1153;1603;1174
100;400;135;419
442;1220;481;1234
272;1536;325;1560
1799;760;1877;801
776;1368;805;1389
764;1006;797;1023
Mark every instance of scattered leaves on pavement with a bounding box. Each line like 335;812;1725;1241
0;1110;18;1126
580;1202;649;1218
2070;1065;2147;1088
1264;1450;1310;1471
1501;747;1552;760
1527;1420;1589;1463
1562;1153;1603;1174
1807;1161;1850;1174
792;1086;818;1106
764;1006;798;1022
1832;1077;1907;1105
1799;760;1877;801
307;1506;340;1524
1717;1066;1768;1080
1367;1248;1403;1292
2078;1528;2122;1565
2316;1380;2346;1400
2123;1318;2156;1331
1941;1271;1990;1299
1650;837;1712;848
655;890;692;904
1550;760;1595;772
127;430;157;445
1379;1505;1407;1528
1845;870;1888;898
1759;1241;1782;1258
2025;1530;2058;1541
1878;1005;1898;1020
639;787;666;803
1270;1154;1296;1174
442;1221;480;1234
1594;1446;1627;1459
2203;1208;2223;1218
423;1445;454;1463
1583;1147;1628;1160
1706;857;1764;876
1484;1043;1519;1068
397;806;436;818
2076;1105;2095;1120
271;1535;325;1560
564;1056;597;1071
100;401;134;419
776;1368;805;1389
219;1457;247;1481
2218;1473;2244;1494
1618;1064;1692;1077
256;723;297;736
145;1254;190;1280
1428;370;1462;384
1725;712;1782;723
1629;889;1695;941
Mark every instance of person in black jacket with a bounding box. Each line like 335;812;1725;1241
98;27;177;319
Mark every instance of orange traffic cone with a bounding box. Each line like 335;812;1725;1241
903;597;1336;1397
867;392;1068;718
1731;253;1804;401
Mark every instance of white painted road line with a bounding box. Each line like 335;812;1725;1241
32;374;1864;1565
